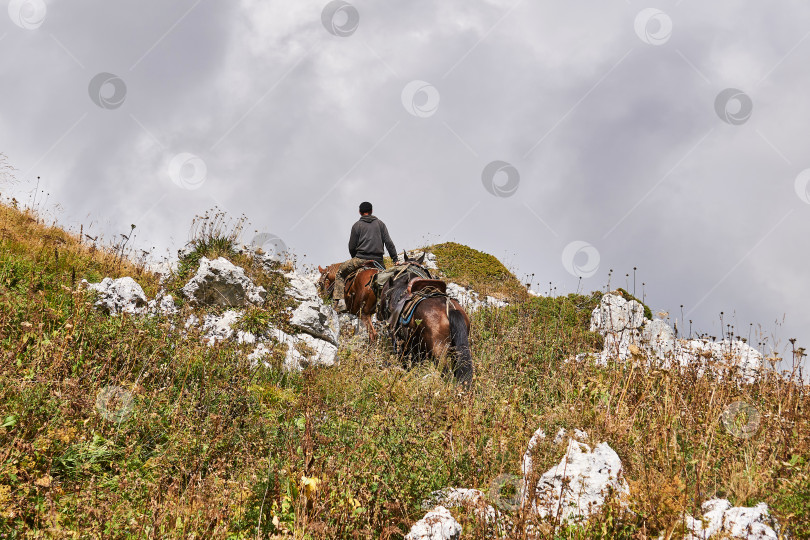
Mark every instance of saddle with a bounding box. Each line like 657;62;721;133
328;260;384;297
346;260;383;288
387;278;449;329
407;278;445;295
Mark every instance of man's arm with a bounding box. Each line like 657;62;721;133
380;222;398;262
348;223;358;258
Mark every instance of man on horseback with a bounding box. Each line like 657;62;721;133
333;201;399;313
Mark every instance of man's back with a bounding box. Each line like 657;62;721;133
349;215;397;263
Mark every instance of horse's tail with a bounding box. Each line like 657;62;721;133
448;308;473;386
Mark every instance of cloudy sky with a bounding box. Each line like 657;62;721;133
2;0;809;374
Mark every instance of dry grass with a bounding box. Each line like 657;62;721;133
0;201;808;538
0;200;161;296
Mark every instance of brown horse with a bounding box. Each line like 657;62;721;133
317;262;380;341
377;253;473;386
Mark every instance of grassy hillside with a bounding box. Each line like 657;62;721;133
425;242;529;301
0;203;809;538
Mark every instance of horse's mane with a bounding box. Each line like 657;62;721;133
386;263;432;305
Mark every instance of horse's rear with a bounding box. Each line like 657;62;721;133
405;296;473;386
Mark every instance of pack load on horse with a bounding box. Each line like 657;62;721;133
317;259;384;341
373;252;473;386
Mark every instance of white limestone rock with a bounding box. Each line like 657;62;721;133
673;338;763;382
201;310;242;345
147;292;178;316
521;426;548;503
284;271;339;345
684;499;779;539
266;328;338;371
588;293;763;381
247;342;273;368
147;258;177;285
185;305;337;370
182;257;266;308
284;270;320;302
83;277;148;315
642;318;676;358
523;426;590;503
446;282;508;313
184;314;198;329
523;439;629;523
338;312;359;327
589;292;649;362
177;243;196;261
550;428;589;445
288;299;339;344
590;292;647;335
405;506;461;540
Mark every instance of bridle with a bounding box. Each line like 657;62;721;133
317;265;337;296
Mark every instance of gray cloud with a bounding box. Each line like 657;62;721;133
2;0;809;374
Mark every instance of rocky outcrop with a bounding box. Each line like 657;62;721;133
521;427;590;492
673;339;762;381
405;506;461;540
199;310;245;345
147;293;177;316
422;425;781;536
523;437;629;523
589;292;647;361
83;277;148;315
683;499;779;539
284;271;339;345
84;254;339;372
446;283;508;313
265;327;338;371
552;427;588;445
190;310;338;370
182;257;266;307
587;292;763;381
83;276;179;318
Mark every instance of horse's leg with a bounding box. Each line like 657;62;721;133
362;288;378;343
361;312;376;342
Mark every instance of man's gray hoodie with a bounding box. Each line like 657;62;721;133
349;215;398;264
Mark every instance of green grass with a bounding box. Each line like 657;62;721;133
0;203;808;538
615;288;653;321
425;242;528;301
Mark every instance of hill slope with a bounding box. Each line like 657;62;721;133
0;203;808;538
425;242;528;301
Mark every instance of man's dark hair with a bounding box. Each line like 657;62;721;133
359;201;373;214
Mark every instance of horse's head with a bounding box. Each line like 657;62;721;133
403;250;426;265
316;264;336;295
384;257;433;304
